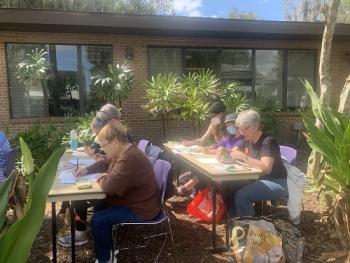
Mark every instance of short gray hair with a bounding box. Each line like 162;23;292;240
92;103;121;130
236;109;261;129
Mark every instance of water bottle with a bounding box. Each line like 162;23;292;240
70;130;78;151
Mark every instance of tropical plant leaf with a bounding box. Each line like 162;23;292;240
303;81;350;194
19;138;34;175
0;144;64;263
0;172;17;231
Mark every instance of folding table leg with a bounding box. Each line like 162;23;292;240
69;202;76;263
224;184;230;249
51;202;57;263
211;182;217;252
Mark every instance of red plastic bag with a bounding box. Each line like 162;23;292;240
187;187;225;223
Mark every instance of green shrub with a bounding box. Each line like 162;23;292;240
62;111;96;147
10;121;72;169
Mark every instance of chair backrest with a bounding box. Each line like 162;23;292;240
146;144;162;159
5;147;19;178
138;139;150;153
279;145;297;165
153;159;171;203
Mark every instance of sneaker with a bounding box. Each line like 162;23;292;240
58;230;88;247
94;256;117;263
95;251;118;263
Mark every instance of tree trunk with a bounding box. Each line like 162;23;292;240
338;75;350;117
307;0;340;179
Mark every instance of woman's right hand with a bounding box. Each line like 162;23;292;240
216;147;234;164
182;140;194;146
74;167;87;177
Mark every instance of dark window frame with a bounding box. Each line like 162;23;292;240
148;45;317;111
5;42;113;118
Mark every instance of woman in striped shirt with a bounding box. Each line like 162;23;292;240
0;131;11;181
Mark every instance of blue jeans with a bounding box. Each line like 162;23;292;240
92;205;141;263
233;178;288;217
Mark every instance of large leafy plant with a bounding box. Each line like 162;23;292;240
91;63;134;109
176;69;219;135
218;82;249;113
143;73;179;140
0;138;64;263
302;80;350;248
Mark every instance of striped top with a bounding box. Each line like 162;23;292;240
0;132;11;181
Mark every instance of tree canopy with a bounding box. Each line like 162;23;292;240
283;0;350;23
0;0;174;15
228;8;259;20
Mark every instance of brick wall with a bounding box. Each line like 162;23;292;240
0;31;348;146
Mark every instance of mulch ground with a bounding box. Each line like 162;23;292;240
27;191;348;263
28;149;349;263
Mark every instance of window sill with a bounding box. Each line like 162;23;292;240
10;117;69;124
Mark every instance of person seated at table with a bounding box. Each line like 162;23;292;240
83;103;133;157
0;131;11;181
177;112;243;196
202;112;244;156
60;104;127;215
229;109;288;217
182;100;226;147
59;122;160;263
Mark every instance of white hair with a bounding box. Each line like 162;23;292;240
236;109;261;129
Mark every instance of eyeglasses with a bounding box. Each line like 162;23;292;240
239;125;251;133
99;141;112;149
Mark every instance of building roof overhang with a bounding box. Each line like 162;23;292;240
1;8;350;40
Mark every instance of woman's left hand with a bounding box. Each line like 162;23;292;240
230;149;247;161
96;173;107;183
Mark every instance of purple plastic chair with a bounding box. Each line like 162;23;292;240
279;145;297;165
260;146;297;215
112;159;175;262
137;139;149;153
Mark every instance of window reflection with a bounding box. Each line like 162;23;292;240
149;48;182;77
185;49;218;74
148;47;315;110
287;51;315;110
6;43;112;118
221;49;252;95
255;50;283;107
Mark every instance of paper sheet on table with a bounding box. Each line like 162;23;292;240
58;161;75;170
70;151;89;157
69;158;96;167
58;169;99;184
197;157;220;164
172;149;204;156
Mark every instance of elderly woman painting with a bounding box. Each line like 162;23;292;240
230;110;288;217
60;122;160;263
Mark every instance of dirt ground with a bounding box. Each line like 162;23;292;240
28;149;349;263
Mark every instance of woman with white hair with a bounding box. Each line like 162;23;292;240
85;103;133;156
229;109;288;216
